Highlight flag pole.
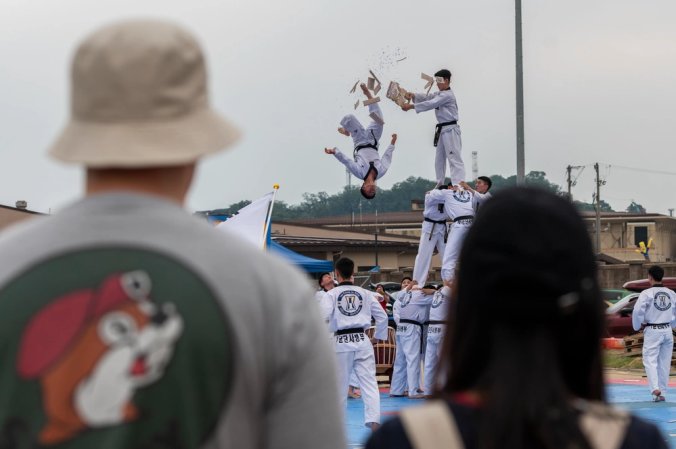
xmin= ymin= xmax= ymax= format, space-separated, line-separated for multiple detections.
xmin=262 ymin=184 xmax=279 ymax=249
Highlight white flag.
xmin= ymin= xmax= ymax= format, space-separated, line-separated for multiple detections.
xmin=216 ymin=191 xmax=275 ymax=249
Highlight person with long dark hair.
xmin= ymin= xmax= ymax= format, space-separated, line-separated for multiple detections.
xmin=366 ymin=187 xmax=667 ymax=449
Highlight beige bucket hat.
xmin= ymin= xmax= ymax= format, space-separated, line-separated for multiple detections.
xmin=49 ymin=20 xmax=241 ymax=167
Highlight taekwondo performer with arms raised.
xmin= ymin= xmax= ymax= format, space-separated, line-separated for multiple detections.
xmin=390 ymin=282 xmax=435 ymax=399
xmin=632 ymin=265 xmax=676 ymax=402
xmin=320 ymin=257 xmax=388 ymax=431
xmin=460 ymin=176 xmax=493 ymax=214
xmin=401 ymin=69 xmax=463 ymax=187
xmin=325 ymin=84 xmax=396 ymax=200
xmin=427 ymin=186 xmax=475 ymax=284
xmin=411 ymin=185 xmax=449 ymax=286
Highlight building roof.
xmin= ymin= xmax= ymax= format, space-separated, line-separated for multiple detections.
xmin=273 ymin=235 xmax=418 ymax=253
xmin=281 ymin=210 xmax=673 ymax=227
xmin=281 ymin=211 xmax=423 ymax=227
xmin=579 ymin=211 xmax=669 ymax=220
xmin=0 ymin=204 xmax=44 ymax=215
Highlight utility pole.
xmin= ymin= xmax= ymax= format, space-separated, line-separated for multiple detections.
xmin=566 ymin=165 xmax=583 ymax=201
xmin=594 ymin=163 xmax=603 ymax=254
xmin=515 ymin=0 xmax=525 ymax=185
xmin=472 ymin=151 xmax=479 ymax=181
xmin=374 ymin=208 xmax=379 ymax=269
xmin=566 ymin=165 xmax=573 ymax=200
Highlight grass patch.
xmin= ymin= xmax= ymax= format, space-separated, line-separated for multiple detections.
xmin=604 ymin=349 xmax=644 ymax=370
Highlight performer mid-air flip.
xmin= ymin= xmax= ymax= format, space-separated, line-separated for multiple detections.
xmin=325 ymin=84 xmax=396 ymax=199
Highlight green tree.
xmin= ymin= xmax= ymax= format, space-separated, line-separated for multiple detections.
xmin=626 ymin=201 xmax=647 ymax=214
xmin=271 ymin=200 xmax=299 ymax=221
xmin=212 ymin=171 xmax=593 ymax=220
xmin=220 ymin=200 xmax=251 ymax=216
xmin=574 ymin=200 xmax=614 ymax=212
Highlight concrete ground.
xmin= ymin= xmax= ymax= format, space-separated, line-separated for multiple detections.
xmin=346 ymin=371 xmax=676 ymax=448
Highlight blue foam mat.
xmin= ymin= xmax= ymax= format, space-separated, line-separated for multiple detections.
xmin=346 ymin=385 xmax=676 ymax=448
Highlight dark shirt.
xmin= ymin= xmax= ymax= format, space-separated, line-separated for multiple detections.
xmin=365 ymin=400 xmax=668 ymax=449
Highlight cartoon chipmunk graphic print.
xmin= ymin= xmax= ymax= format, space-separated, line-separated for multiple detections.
xmin=16 ymin=270 xmax=183 ymax=445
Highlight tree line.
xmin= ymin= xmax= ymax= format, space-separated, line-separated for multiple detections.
xmin=210 ymin=171 xmax=647 ymax=220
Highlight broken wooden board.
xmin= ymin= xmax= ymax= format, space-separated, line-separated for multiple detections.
xmin=369 ymin=111 xmax=384 ymax=125
xmin=369 ymin=70 xmax=381 ymax=86
xmin=363 ymin=96 xmax=381 ymax=106
xmin=386 ymin=81 xmax=409 ymax=107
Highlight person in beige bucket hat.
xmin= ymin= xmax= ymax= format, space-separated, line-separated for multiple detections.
xmin=0 ymin=19 xmax=346 ymax=449
xmin=49 ymin=19 xmax=240 ymax=167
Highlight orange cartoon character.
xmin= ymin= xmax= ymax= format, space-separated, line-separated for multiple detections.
xmin=16 ymin=271 xmax=184 ymax=445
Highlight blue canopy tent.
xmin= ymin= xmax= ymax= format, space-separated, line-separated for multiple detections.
xmin=202 ymin=202 xmax=333 ymax=273
xmin=268 ymin=239 xmax=333 ymax=273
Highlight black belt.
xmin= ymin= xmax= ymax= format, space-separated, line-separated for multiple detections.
xmin=354 ymin=129 xmax=379 ymax=156
xmin=354 ymin=143 xmax=378 ymax=152
xmin=646 ymin=323 xmax=671 ymax=329
xmin=425 ymin=320 xmax=447 ymax=325
xmin=335 ymin=327 xmax=364 ymax=336
xmin=424 ymin=217 xmax=448 ymax=242
xmin=399 ymin=319 xmax=425 ymax=354
xmin=433 ymin=120 xmax=458 ymax=147
xmin=453 ymin=215 xmax=473 ymax=223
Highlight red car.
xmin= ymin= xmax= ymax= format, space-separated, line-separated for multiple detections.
xmin=604 ymin=278 xmax=676 ymax=337
xmin=605 ymin=293 xmax=639 ymax=338
xmin=622 ymin=277 xmax=676 ymax=292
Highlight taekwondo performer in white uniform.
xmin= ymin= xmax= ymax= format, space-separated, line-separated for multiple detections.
xmin=423 ymin=283 xmax=451 ymax=396
xmin=402 ymin=69 xmax=464 ymax=186
xmin=460 ymin=176 xmax=493 ymax=215
xmin=315 ymin=272 xmax=362 ymax=398
xmin=320 ymin=257 xmax=388 ymax=430
xmin=390 ymin=282 xmax=433 ymax=399
xmin=427 ymin=186 xmax=475 ymax=283
xmin=632 ymin=265 xmax=676 ymax=402
xmin=315 ymin=272 xmax=336 ymax=302
xmin=325 ymin=84 xmax=396 ymax=200
xmin=412 ymin=185 xmax=449 ymax=286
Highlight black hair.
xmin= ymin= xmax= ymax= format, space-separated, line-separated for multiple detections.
xmin=437 ymin=184 xmax=449 ymax=190
xmin=317 ymin=272 xmax=331 ymax=287
xmin=439 ymin=187 xmax=603 ymax=449
xmin=478 ymin=176 xmax=492 ymax=190
xmin=400 ymin=276 xmax=412 ymax=285
xmin=335 ymin=258 xmax=355 ymax=279
xmin=649 ymin=265 xmax=665 ymax=282
xmin=360 ymin=185 xmax=376 ymax=200
xmin=434 ymin=69 xmax=452 ymax=81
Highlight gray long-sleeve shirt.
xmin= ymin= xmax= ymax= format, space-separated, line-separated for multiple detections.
xmin=0 ymin=192 xmax=345 ymax=449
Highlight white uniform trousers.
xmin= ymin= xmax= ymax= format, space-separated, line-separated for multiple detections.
xmin=423 ymin=324 xmax=445 ymax=394
xmin=642 ymin=327 xmax=673 ymax=394
xmin=349 ymin=372 xmax=359 ymax=388
xmin=435 ymin=126 xmax=464 ymax=185
xmin=441 ymin=222 xmax=472 ymax=282
xmin=336 ymin=349 xmax=380 ymax=425
xmin=412 ymin=223 xmax=446 ymax=286
xmin=389 ymin=325 xmax=422 ymax=396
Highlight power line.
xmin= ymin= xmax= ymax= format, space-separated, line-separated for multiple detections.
xmin=599 ymin=163 xmax=676 ymax=178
